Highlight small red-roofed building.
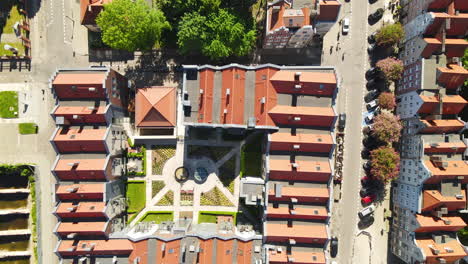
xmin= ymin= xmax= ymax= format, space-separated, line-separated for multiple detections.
xmin=52 ymin=154 xmax=123 ymax=181
xmin=54 ymin=221 xmax=110 ymax=238
xmin=265 ymin=222 xmax=328 ymax=245
xmin=268 ymin=184 xmax=329 ymax=204
xmin=270 ymin=71 xmax=337 ymax=97
xmin=56 ymin=239 xmax=133 ymax=257
xmin=55 ymin=183 xmax=105 ymax=201
xmin=54 ymin=202 xmax=106 ymax=219
xmin=267 ymin=204 xmax=328 ymax=221
xmin=268 ymin=159 xmax=331 ymax=182
xmin=268 ymin=105 xmax=336 ymax=128
xmin=269 ymin=132 xmax=334 ymax=153
xmin=80 ymin=0 xmax=112 ymax=32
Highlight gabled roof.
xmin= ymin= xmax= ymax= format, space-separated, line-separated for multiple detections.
xmin=422 ymin=189 xmax=466 ymax=212
xmin=415 ymin=215 xmax=466 ymax=232
xmin=270 ymin=71 xmax=337 ymax=84
xmin=416 ymin=237 xmax=467 ymax=263
xmin=135 ymin=87 xmax=176 ymax=127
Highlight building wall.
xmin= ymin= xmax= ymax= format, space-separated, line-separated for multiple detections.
xmin=271 ymin=80 xmax=336 ymax=97
xmin=264 ymin=27 xmax=292 ymax=49
xmin=265 ymin=235 xmax=327 ymax=245
xmin=286 ymin=26 xmax=314 ymax=48
xmin=269 ymin=113 xmax=335 ymax=128
xmin=396 ymin=61 xmax=423 ymax=96
xmin=268 ymin=194 xmax=329 ymax=204
xmin=53 ymin=140 xmax=106 ymax=154
xmin=269 ymin=141 xmax=333 ymax=153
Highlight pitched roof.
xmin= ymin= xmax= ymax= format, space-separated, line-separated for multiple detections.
xmin=415 ymin=215 xmax=466 ymax=232
xmin=422 ymin=189 xmax=466 ymax=212
xmin=416 ymin=238 xmax=467 ymax=263
xmin=135 ymin=87 xmax=176 ymax=127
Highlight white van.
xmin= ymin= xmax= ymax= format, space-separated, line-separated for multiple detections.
xmin=358 ymin=205 xmax=376 ymax=219
xmin=342 ymin=18 xmax=350 ymax=34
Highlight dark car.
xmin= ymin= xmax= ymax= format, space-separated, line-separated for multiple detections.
xmin=369 ymin=8 xmax=384 ymax=22
xmin=369 ymin=0 xmax=378 ymax=3
xmin=366 ymin=79 xmax=378 ymax=90
xmin=368 ymin=32 xmax=377 ymax=44
xmin=338 ymin=113 xmax=346 ymax=130
xmin=365 ymin=90 xmax=379 ymax=103
xmin=330 ymin=236 xmax=338 ymax=257
xmin=367 ymin=43 xmax=376 ymax=53
xmin=362 ymin=162 xmax=371 ymax=172
xmin=366 ymin=67 xmax=380 ymax=79
xmin=360 ymin=187 xmax=374 ymax=198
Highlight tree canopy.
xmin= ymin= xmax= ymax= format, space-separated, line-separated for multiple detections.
xmin=371 ymin=112 xmax=402 ymax=144
xmin=378 ymin=92 xmax=396 ymax=110
xmin=96 ymin=0 xmax=170 ymax=52
xmin=177 ymin=9 xmax=256 ymax=60
xmin=370 ymin=147 xmax=400 ymax=182
xmin=376 ymin=57 xmax=404 ymax=81
xmin=376 ymin=23 xmax=405 ymax=46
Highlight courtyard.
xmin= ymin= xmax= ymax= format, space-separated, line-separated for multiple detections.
xmin=127 ymin=130 xmax=264 ymax=225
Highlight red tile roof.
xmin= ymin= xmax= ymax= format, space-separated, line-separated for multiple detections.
xmin=316 ymin=0 xmax=340 ymax=21
xmin=216 ymin=239 xmax=235 ymax=264
xmin=57 ymin=239 xmax=133 ymax=257
xmin=199 ymin=239 xmax=214 ymax=264
xmin=423 ymin=141 xmax=467 ymax=154
xmin=270 ymin=70 xmax=337 ymax=96
xmin=220 ymin=68 xmax=246 ymax=125
xmin=269 ymin=249 xmax=326 ymax=264
xmin=266 ymin=222 xmax=328 ymax=244
xmin=268 ymin=185 xmax=329 ymax=203
xmin=53 ymin=105 xmax=107 ymax=124
xmin=415 ymin=215 xmax=466 ymax=232
xmin=53 ymin=127 xmax=107 ymax=142
xmin=437 ymin=63 xmax=468 ymax=89
xmin=418 ymin=95 xmax=468 ymax=115
xmin=198 ymin=69 xmax=215 ymax=124
xmin=269 ymin=159 xmax=331 ymax=182
xmin=267 ymin=206 xmax=328 ymax=220
xmin=56 ymin=183 xmax=104 ymax=201
xmin=268 ymin=105 xmax=335 ymax=127
xmin=56 ymin=221 xmax=107 ymax=236
xmin=236 ymin=241 xmax=253 ymax=264
xmin=255 ymin=68 xmax=279 ymax=127
xmin=416 ymin=238 xmax=467 ymax=264
xmin=420 ymin=119 xmax=465 ymax=134
xmin=135 ymin=87 xmax=176 ymax=127
xmin=422 ymin=189 xmax=466 ymax=212
xmin=270 ymin=132 xmax=333 ymax=153
xmin=53 ymin=72 xmax=106 ymax=85
xmin=55 ymin=202 xmax=106 ymax=218
xmin=156 ymin=239 xmax=181 ymax=263
xmin=54 ymin=157 xmax=106 ymax=172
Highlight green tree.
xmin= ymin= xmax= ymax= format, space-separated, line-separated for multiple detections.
xmin=371 ymin=112 xmax=402 ymax=144
xmin=157 ymin=0 xmax=221 ymax=23
xmin=177 ymin=9 xmax=256 ymax=60
xmin=370 ymin=147 xmax=400 ymax=182
xmin=378 ymin=92 xmax=396 ymax=110
xmin=376 ymin=23 xmax=405 ymax=46
xmin=96 ymin=0 xmax=170 ymax=52
xmin=376 ymin=57 xmax=404 ymax=81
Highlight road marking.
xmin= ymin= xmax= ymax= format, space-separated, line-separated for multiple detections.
xmin=45 ymin=0 xmax=54 ymax=28
xmin=62 ymin=0 xmax=71 ymax=45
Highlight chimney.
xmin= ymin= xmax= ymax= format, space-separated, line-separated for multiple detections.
xmin=294 ymin=72 xmax=301 ymax=82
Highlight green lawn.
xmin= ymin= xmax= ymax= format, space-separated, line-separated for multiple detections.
xmin=126 ymin=180 xmax=146 ymax=213
xmin=139 ymin=211 xmax=173 ymax=224
xmin=0 ymin=91 xmax=18 ymax=118
xmin=2 ymin=5 xmax=22 ymax=34
xmin=151 ymin=180 xmax=165 ymax=198
xmin=198 ymin=211 xmax=237 ymax=224
xmin=18 ymin=123 xmax=37 ymax=134
xmin=0 ymin=41 xmax=25 ymax=56
xmin=156 ymin=190 xmax=173 ymax=206
xmin=200 ymin=187 xmax=234 ymax=207
xmin=240 ymin=134 xmax=264 ymax=177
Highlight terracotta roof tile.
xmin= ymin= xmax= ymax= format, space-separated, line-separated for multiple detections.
xmin=57 ymin=239 xmax=133 ymax=257
xmin=53 ymin=127 xmax=107 ymax=141
xmin=422 ymin=189 xmax=466 ymax=212
xmin=415 ymin=215 xmax=466 ymax=232
xmin=135 ymin=86 xmax=176 ymax=127
xmin=269 ymin=249 xmax=326 ymax=264
xmin=53 ymin=73 xmax=106 ymax=85
xmin=416 ymin=238 xmax=467 ymax=263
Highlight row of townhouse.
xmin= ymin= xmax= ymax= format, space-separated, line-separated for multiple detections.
xmin=391 ymin=0 xmax=468 ymax=263
xmin=48 ymin=67 xmax=129 ymax=263
xmin=181 ymin=63 xmax=339 ymax=263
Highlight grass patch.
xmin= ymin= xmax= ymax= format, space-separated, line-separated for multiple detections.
xmin=152 ymin=180 xmax=165 ymax=198
xmin=152 ymin=145 xmax=176 ymax=174
xmin=0 ymin=41 xmax=25 ymax=56
xmin=200 ymin=187 xmax=234 ymax=207
xmin=240 ymin=133 xmax=264 ymax=177
xmin=0 ymin=91 xmax=18 ymax=118
xmin=2 ymin=5 xmax=22 ymax=34
xmin=126 ymin=180 xmax=146 ymax=213
xmin=198 ymin=211 xmax=237 ymax=224
xmin=18 ymin=123 xmax=37 ymax=134
xmin=156 ymin=190 xmax=173 ymax=206
xmin=139 ymin=211 xmax=173 ymax=224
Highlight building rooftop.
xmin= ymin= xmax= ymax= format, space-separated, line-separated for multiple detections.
xmin=424 ymin=160 xmax=468 ymax=177
xmin=54 ymin=156 xmax=107 ymax=172
xmin=53 ymin=72 xmax=106 ymax=85
xmin=420 ymin=119 xmax=465 ymax=134
xmin=266 ymin=221 xmax=327 ymax=240
xmin=135 ymin=86 xmax=176 ymax=127
xmin=268 ymin=247 xmax=326 ymax=264
xmin=57 ymin=239 xmax=133 ymax=257
xmin=269 ymin=159 xmax=331 ymax=174
xmin=183 ymin=64 xmax=336 ymax=128
xmin=53 ymin=102 xmax=108 ymax=125
xmin=422 ymin=188 xmax=466 ymax=212
xmin=53 ymin=126 xmax=107 ymax=142
xmin=56 ymin=183 xmax=104 ymax=199
xmin=267 ymin=204 xmax=328 ymax=220
xmin=55 ymin=202 xmax=106 ymax=217
xmin=416 ymin=236 xmax=467 ymax=263
xmin=415 ymin=215 xmax=466 ymax=232
xmin=56 ymin=221 xmax=107 ymax=234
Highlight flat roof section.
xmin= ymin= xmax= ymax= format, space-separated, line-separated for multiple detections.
xmin=267 ymin=204 xmax=328 ymax=220
xmin=268 ymin=105 xmax=336 ymax=128
xmin=55 ymin=202 xmax=106 ymax=217
xmin=56 ymin=183 xmax=105 ymax=200
xmin=424 ymin=141 xmax=467 ymax=154
xmin=255 ymin=67 xmax=279 ymax=127
xmin=270 ymin=71 xmax=337 ymax=97
xmin=416 ymin=237 xmax=467 ymax=263
xmin=269 ymin=159 xmax=331 ymax=174
xmin=56 ymin=221 xmax=107 ymax=234
xmin=415 ymin=215 xmax=466 ymax=232
xmin=266 ymin=222 xmax=327 ymax=241
xmin=57 ymin=239 xmax=133 ymax=257
xmin=422 ymin=189 xmax=466 ymax=212
xmin=198 ymin=69 xmax=214 ymax=124
xmin=54 ymin=157 xmax=107 ymax=172
xmin=53 ymin=126 xmax=107 ymax=142
xmin=268 ymin=248 xmax=326 ymax=264
xmin=220 ymin=68 xmax=246 ymax=125
xmin=216 ymin=239 xmax=235 ymax=264
xmin=53 ymin=72 xmax=106 ymax=85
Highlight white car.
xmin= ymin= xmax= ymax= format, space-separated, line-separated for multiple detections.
xmin=358 ymin=205 xmax=376 ymax=219
xmin=342 ymin=18 xmax=350 ymax=34
xmin=365 ymin=113 xmax=374 ymax=123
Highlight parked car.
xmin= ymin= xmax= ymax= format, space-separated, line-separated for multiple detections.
xmin=358 ymin=205 xmax=376 ymax=219
xmin=342 ymin=18 xmax=350 ymax=34
xmin=366 ymin=100 xmax=378 ymax=110
xmin=374 ymin=106 xmax=381 ymax=115
xmin=360 ymin=187 xmax=374 ymax=197
xmin=361 ymin=194 xmax=377 ymax=205
xmin=365 ymin=90 xmax=379 ymax=103
xmin=366 ymin=78 xmax=381 ymax=90
xmin=330 ymin=237 xmax=338 ymax=258
xmin=362 ymin=162 xmax=371 ymax=172
xmin=366 ymin=67 xmax=381 ymax=79
xmin=365 ymin=112 xmax=375 ymax=123
xmin=369 ymin=0 xmax=378 ymax=3
xmin=369 ymin=8 xmax=384 ymax=22
xmin=367 ymin=43 xmax=376 ymax=53
xmin=368 ymin=32 xmax=377 ymax=44
xmin=363 ymin=124 xmax=373 ymax=134
xmin=338 ymin=113 xmax=346 ymax=130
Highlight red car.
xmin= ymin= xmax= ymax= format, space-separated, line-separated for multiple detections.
xmin=361 ymin=194 xmax=376 ymax=205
